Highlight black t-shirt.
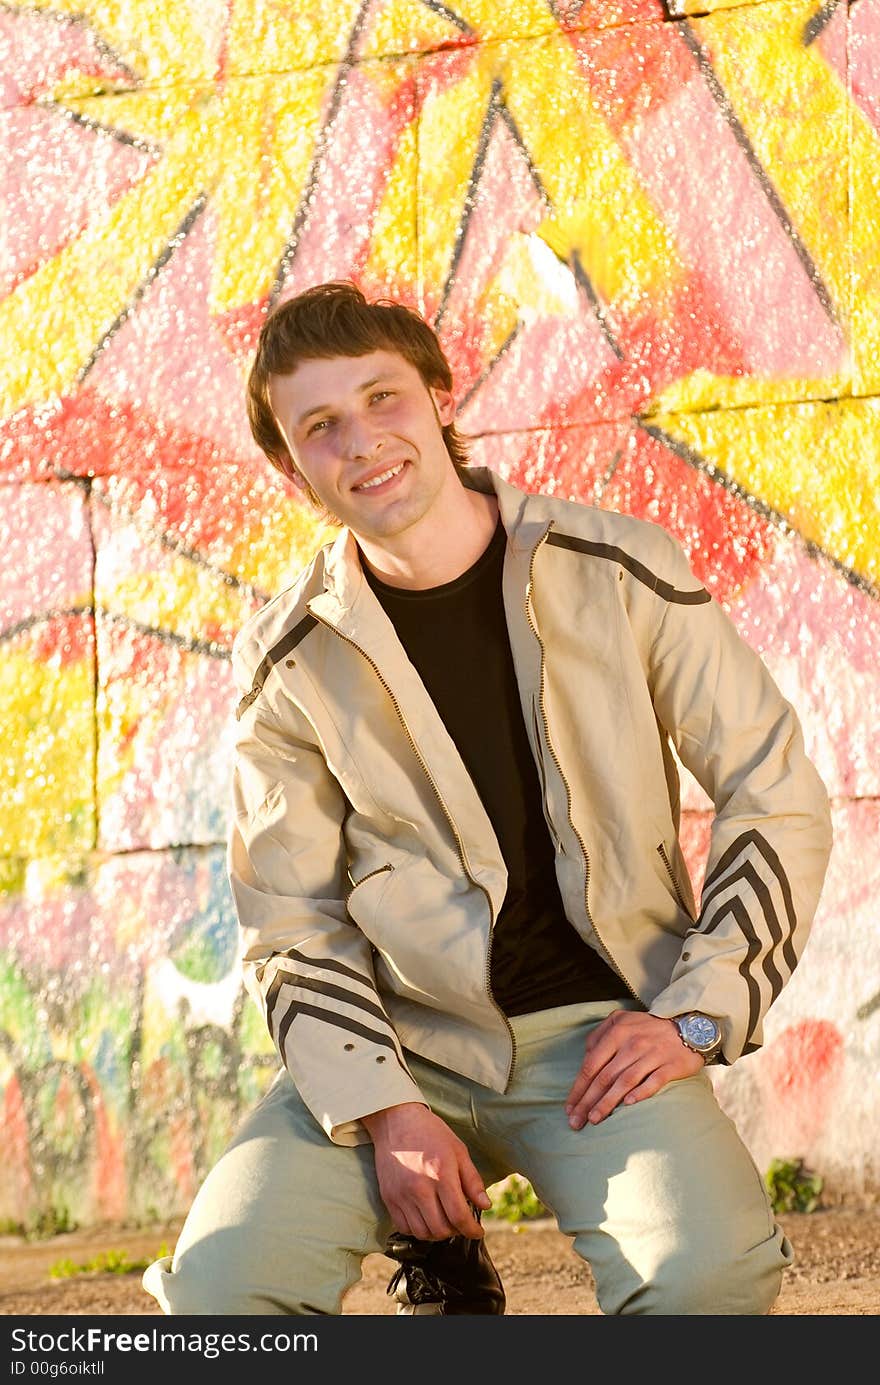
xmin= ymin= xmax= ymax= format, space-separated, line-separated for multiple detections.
xmin=361 ymin=519 xmax=627 ymax=1016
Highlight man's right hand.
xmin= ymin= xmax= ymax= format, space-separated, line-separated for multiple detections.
xmin=361 ymin=1101 xmax=491 ymax=1241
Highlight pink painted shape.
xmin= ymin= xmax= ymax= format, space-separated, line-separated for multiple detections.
xmin=852 ymin=0 xmax=880 ymax=137
xmin=466 ymin=419 xmax=630 ymax=504
xmin=458 ymin=310 xmax=622 ymax=435
xmin=568 ymin=1 xmax=665 ymax=27
xmin=92 ymin=492 xmax=172 ymax=587
xmin=426 ymin=58 xmax=623 ymax=431
xmin=430 ymin=103 xmax=551 ymax=395
xmin=0 ymin=1079 xmax=32 ymax=1210
xmin=0 ymin=484 xmax=91 ymax=630
xmin=91 ymin=491 xmax=246 ymax=649
xmin=96 ymin=620 xmax=237 ymax=852
xmin=0 ymin=10 xmax=131 ymax=109
xmin=95 ymin=850 xmax=225 ymax=954
xmin=679 ymin=809 xmax=713 ymax=904
xmin=91 ymin=499 xmax=239 ymax=849
xmin=277 ymin=61 xmax=417 ymax=299
xmin=814 ymin=0 xmax=848 ymax=86
xmin=0 ymin=871 xmax=112 ymax=977
xmin=758 ymin=1018 xmax=845 ymax=1152
xmin=0 ymin=108 xmax=152 ymax=296
xmin=728 ymin=537 xmax=880 ymax=799
xmin=817 ymin=798 xmax=880 ymax=945
xmin=91 ymin=466 xmax=282 ymax=596
xmin=0 ymin=848 xmax=227 ymax=977
xmin=631 ymin=75 xmax=845 ymax=378
xmin=85 ymin=210 xmax=256 ymax=457
xmin=84 ymin=1067 xmax=127 ymax=1221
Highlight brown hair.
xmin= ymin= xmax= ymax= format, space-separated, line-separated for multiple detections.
xmin=246 ymin=282 xmax=470 ymax=497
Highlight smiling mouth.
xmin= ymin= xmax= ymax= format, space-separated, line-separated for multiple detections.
xmin=352 ymin=461 xmax=407 ymax=492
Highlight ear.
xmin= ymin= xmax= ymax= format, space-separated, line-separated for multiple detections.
xmin=277 ymin=454 xmax=306 ymax=489
xmin=430 ymin=385 xmax=457 ymax=428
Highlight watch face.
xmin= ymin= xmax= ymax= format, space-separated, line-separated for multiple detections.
xmin=682 ymin=1014 xmax=720 ymax=1050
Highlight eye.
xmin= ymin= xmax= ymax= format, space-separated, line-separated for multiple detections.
xmin=370 ymin=390 xmax=393 ymax=404
xmin=307 ymin=417 xmax=331 ymax=436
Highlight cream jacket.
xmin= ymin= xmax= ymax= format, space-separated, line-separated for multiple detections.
xmin=228 ymin=467 xmax=832 ymax=1144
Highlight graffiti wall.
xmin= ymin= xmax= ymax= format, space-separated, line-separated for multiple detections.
xmin=1 ymin=0 xmax=878 ymax=1228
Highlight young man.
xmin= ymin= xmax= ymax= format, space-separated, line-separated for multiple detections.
xmin=143 ymin=281 xmax=832 ymax=1316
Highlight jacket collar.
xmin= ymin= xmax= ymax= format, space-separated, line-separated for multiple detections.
xmin=310 ymin=467 xmax=548 ymax=624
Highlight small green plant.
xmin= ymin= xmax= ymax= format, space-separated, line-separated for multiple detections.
xmin=49 ymin=1242 xmax=169 ymax=1280
xmin=765 ymin=1157 xmax=823 ymax=1214
xmin=23 ymin=1206 xmax=78 ymax=1241
xmin=486 ymin=1173 xmax=547 ymax=1224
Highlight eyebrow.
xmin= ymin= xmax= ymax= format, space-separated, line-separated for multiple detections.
xmin=296 ymin=374 xmax=395 ymax=426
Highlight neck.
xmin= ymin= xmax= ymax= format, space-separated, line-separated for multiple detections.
xmin=357 ymin=482 xmax=499 ymax=591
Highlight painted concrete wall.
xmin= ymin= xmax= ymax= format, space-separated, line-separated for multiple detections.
xmin=1 ymin=0 xmax=877 ymax=1228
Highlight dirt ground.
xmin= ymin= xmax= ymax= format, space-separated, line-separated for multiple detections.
xmin=0 ymin=1198 xmax=878 ymax=1316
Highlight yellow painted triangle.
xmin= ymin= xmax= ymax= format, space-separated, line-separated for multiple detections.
xmin=226 ymin=499 xmax=339 ymax=597
xmin=437 ymin=0 xmax=560 ymax=40
xmin=209 ymin=71 xmax=339 ymax=314
xmin=4 ymin=0 xmax=211 ymax=84
xmin=648 ymin=371 xmax=851 ymax=415
xmin=0 ymin=645 xmax=95 ymax=857
xmin=97 ymin=554 xmax=256 ymax=647
xmin=361 ymin=0 xmax=471 ymax=57
xmin=651 ymin=398 xmax=880 ymax=588
xmin=57 ymin=85 xmax=198 ymax=148
xmin=503 ymin=36 xmax=684 ymax=312
xmin=226 ymin=0 xmax=365 ymax=71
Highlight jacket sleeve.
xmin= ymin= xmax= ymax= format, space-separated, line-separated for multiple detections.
xmin=643 ymin=529 xmax=833 ymax=1061
xmin=227 ymin=639 xmax=425 ymax=1144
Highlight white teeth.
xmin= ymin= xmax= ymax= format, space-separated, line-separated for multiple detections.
xmin=355 ymin=463 xmax=404 ymax=490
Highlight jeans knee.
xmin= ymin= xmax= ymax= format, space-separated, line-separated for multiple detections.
xmin=645 ymin=1261 xmax=777 ymax=1315
xmin=142 ymin=1251 xmax=325 ymax=1316
xmin=143 ymin=1253 xmax=246 ymax=1315
xmin=609 ymin=1229 xmax=792 ymax=1316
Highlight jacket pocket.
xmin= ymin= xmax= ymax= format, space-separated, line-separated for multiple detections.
xmin=346 ymin=862 xmax=394 ymax=935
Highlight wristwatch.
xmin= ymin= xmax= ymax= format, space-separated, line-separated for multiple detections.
xmin=672 ymin=1012 xmax=723 ymax=1063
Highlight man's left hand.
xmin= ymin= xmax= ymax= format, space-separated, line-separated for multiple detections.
xmin=564 ymin=1009 xmax=705 ymax=1129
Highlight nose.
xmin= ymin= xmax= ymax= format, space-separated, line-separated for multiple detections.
xmin=340 ymin=411 xmax=382 ymax=461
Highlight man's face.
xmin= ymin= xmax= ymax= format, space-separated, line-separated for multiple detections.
xmin=267 ymin=349 xmax=458 ymax=542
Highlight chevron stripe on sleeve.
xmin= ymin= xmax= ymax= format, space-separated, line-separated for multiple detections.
xmin=260 ymin=947 xmax=408 ymax=1067
xmin=697 ymin=830 xmax=798 ymax=1049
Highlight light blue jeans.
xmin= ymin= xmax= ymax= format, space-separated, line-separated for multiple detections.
xmin=142 ymin=1000 xmax=791 ymax=1315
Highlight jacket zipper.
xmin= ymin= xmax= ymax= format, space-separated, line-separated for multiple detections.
xmin=657 ymin=842 xmax=694 ymax=920
xmin=346 ymin=861 xmax=393 ymax=906
xmin=525 ymin=523 xmax=642 ymax=1003
xmin=309 ymin=608 xmax=517 ymax=1084
xmin=531 ymin=696 xmax=559 ymax=851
